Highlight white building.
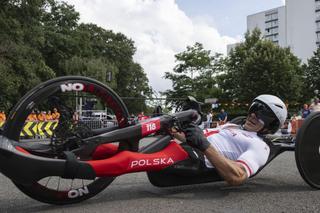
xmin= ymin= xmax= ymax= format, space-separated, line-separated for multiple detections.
xmin=228 ymin=0 xmax=320 ymax=63
xmin=286 ymin=0 xmax=319 ymax=62
xmin=247 ymin=6 xmax=286 ymax=47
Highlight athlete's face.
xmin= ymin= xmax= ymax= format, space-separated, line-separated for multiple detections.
xmin=244 ymin=113 xmax=265 ymax=132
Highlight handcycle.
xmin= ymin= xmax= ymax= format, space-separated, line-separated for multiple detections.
xmin=0 ymin=76 xmax=319 ymax=205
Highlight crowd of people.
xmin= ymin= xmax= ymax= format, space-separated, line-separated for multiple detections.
xmin=299 ymin=97 xmax=320 ymax=118
xmin=204 ymin=108 xmax=228 ymax=128
xmin=130 ymin=106 xmax=163 ymax=123
xmin=26 ymin=108 xmax=60 ymax=122
xmin=129 ymin=111 xmax=150 ymax=123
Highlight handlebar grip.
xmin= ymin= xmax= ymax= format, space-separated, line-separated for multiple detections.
xmin=170 ymin=110 xmax=201 ymax=125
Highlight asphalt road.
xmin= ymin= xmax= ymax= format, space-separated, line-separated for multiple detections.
xmin=0 ymin=144 xmax=320 ymax=212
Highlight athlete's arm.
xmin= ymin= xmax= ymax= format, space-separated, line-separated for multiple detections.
xmin=184 ymin=124 xmax=248 ymax=186
xmin=203 ymin=145 xmax=248 ymax=186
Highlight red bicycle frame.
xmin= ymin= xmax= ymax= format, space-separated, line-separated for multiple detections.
xmin=7 ymin=110 xmax=199 ymax=183
xmin=88 ymin=141 xmax=188 ymax=177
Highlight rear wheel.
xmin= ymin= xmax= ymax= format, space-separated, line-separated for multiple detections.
xmin=3 ymin=76 xmax=130 ymax=204
xmin=295 ymin=112 xmax=320 ymax=189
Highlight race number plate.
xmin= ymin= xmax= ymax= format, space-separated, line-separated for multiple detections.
xmin=141 ymin=118 xmax=161 ymax=136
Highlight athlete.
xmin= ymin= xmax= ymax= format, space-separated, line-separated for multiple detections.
xmin=182 ymin=94 xmax=287 ymax=186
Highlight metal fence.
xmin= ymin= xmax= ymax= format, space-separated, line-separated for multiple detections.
xmin=78 ymin=110 xmax=118 ymax=129
xmin=80 ymin=118 xmax=118 ymax=129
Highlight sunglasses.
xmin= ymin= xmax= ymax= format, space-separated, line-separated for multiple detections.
xmin=248 ymin=101 xmax=278 ymax=126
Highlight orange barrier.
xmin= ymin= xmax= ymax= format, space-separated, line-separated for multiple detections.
xmin=290 ymin=119 xmax=304 ymax=134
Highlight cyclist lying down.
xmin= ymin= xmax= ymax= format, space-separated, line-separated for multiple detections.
xmin=175 ymin=95 xmax=287 ymax=186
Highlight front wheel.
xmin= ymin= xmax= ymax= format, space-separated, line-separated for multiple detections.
xmin=3 ymin=76 xmax=130 ymax=204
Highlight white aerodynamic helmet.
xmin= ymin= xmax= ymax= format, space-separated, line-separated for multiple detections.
xmin=248 ymin=94 xmax=287 ymax=134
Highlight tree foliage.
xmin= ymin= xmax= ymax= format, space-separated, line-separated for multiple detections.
xmin=163 ymin=42 xmax=225 ymax=109
xmin=0 ymin=0 xmax=55 ymax=108
xmin=0 ymin=0 xmax=152 ymax=112
xmin=219 ymin=29 xmax=303 ymax=103
xmin=302 ymin=48 xmax=320 ymax=101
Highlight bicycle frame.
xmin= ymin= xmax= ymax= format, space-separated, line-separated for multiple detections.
xmin=0 ymin=110 xmax=198 ymax=184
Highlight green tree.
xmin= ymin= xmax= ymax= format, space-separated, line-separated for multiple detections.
xmin=74 ymin=23 xmax=152 ymax=113
xmin=163 ymin=42 xmax=224 ymax=109
xmin=302 ymin=48 xmax=320 ymax=101
xmin=61 ymin=56 xmax=119 ymax=89
xmin=41 ymin=0 xmax=80 ymax=74
xmin=0 ymin=0 xmax=153 ymax=112
xmin=0 ymin=0 xmax=55 ymax=109
xmin=119 ymin=62 xmax=152 ymax=113
xmin=220 ymin=29 xmax=303 ymax=104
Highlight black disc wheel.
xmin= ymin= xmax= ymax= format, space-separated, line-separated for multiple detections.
xmin=3 ymin=76 xmax=130 ymax=204
xmin=295 ymin=112 xmax=320 ymax=189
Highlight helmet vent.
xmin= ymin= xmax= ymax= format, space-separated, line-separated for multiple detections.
xmin=275 ymin=104 xmax=283 ymax=109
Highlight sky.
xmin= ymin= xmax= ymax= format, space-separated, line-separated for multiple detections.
xmin=65 ymin=0 xmax=285 ymax=92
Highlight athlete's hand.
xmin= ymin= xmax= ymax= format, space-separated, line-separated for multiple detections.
xmin=184 ymin=124 xmax=210 ymax=152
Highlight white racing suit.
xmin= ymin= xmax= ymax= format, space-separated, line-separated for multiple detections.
xmin=203 ymin=124 xmax=270 ymax=177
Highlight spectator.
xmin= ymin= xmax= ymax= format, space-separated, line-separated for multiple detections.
xmin=281 ymin=120 xmax=292 ymax=135
xmin=37 ymin=111 xmax=47 ymax=121
xmin=310 ymin=97 xmax=320 ymax=112
xmin=292 ymin=113 xmax=301 ymax=120
xmin=0 ymin=111 xmax=6 ymax=122
xmin=301 ymin=104 xmax=311 ymax=119
xmin=152 ymin=105 xmax=163 ymax=117
xmin=205 ymin=111 xmax=212 ymax=128
xmin=290 ymin=113 xmax=300 ymax=135
xmin=27 ymin=110 xmax=38 ymax=121
xmin=73 ymin=111 xmax=80 ymax=123
xmin=46 ymin=110 xmax=53 ymax=121
xmin=52 ymin=108 xmax=60 ymax=120
xmin=217 ymin=108 xmax=228 ymax=125
xmin=130 ymin=113 xmax=137 ymax=123
xmin=138 ymin=111 xmax=149 ymax=121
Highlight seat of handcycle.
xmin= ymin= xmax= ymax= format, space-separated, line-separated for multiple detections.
xmin=146 ymin=142 xmax=223 ymax=187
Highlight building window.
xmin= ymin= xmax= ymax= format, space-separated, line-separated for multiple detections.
xmin=266 ymin=14 xmax=271 ymax=21
xmin=265 ymin=27 xmax=278 ymax=35
xmin=316 ymin=22 xmax=320 ymax=31
xmin=316 ymin=0 xmax=320 ymax=11
xmin=266 ymin=20 xmax=278 ymax=28
xmin=272 ymin=13 xmax=278 ymax=20
xmin=316 ymin=32 xmax=320 ymax=42
xmin=265 ymin=33 xmax=279 ymax=42
xmin=265 ymin=12 xmax=278 ymax=23
xmin=266 ymin=22 xmax=271 ymax=28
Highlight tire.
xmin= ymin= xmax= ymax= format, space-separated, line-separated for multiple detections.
xmin=295 ymin=112 xmax=320 ymax=189
xmin=3 ymin=76 xmax=130 ymax=204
